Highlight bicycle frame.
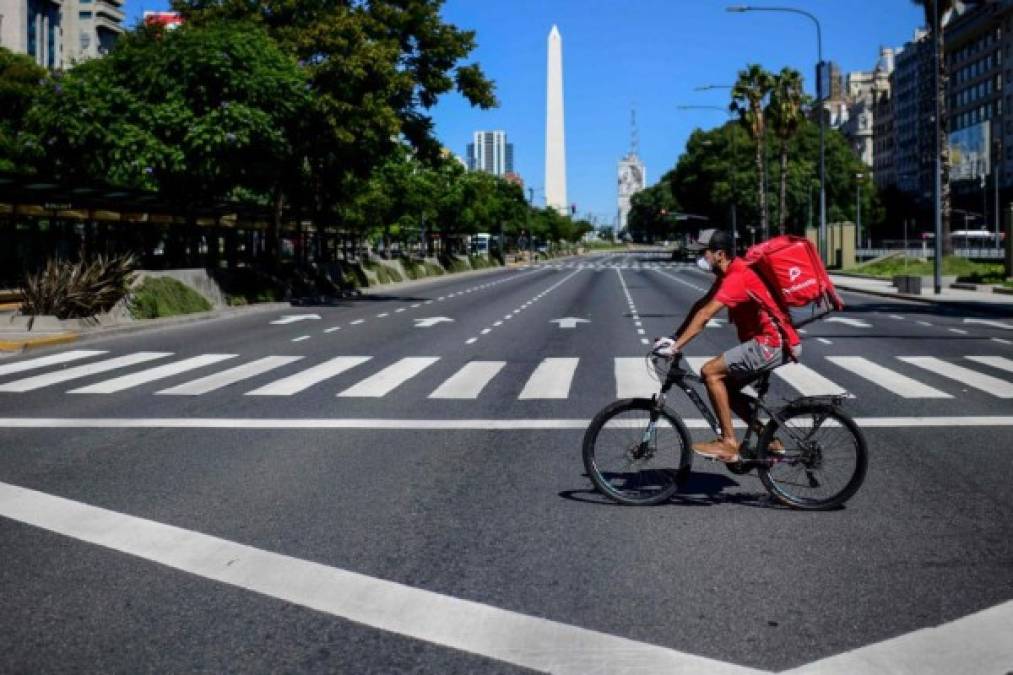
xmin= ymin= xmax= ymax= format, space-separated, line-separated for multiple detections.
xmin=647 ymin=355 xmax=847 ymax=467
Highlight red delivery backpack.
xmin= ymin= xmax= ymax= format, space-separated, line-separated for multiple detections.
xmin=744 ymin=235 xmax=844 ymax=325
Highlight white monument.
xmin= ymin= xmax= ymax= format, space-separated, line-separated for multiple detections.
xmin=545 ymin=25 xmax=568 ymax=215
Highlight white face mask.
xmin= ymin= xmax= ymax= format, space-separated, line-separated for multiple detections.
xmin=696 ymin=256 xmax=713 ymax=273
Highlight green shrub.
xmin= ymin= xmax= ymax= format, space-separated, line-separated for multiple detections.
xmin=21 ymin=253 xmax=136 ymax=326
xmin=129 ymin=276 xmax=212 ymax=319
xmin=440 ymin=255 xmax=470 ymax=273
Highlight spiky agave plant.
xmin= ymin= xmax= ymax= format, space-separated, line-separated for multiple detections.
xmin=21 ymin=253 xmax=137 ymax=328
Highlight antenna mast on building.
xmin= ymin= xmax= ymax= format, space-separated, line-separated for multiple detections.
xmin=629 ymin=107 xmax=639 ymax=159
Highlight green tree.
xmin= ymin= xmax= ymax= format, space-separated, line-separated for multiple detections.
xmin=0 ymin=48 xmax=48 ymax=172
xmin=913 ymin=0 xmax=953 ymax=254
xmin=767 ymin=67 xmax=806 ymax=235
xmin=628 ymin=180 xmax=680 ymax=242
xmin=731 ymin=64 xmax=774 ymax=238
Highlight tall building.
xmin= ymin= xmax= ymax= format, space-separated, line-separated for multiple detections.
xmin=0 ymin=0 xmax=124 ymax=70
xmin=617 ymin=110 xmax=645 ymax=231
xmin=545 ymin=25 xmax=568 ymax=215
xmin=815 ymin=60 xmax=849 ymax=129
xmin=891 ymin=28 xmax=933 ymax=199
xmin=466 ymin=131 xmax=514 ymax=176
xmin=843 ymin=48 xmax=894 ymax=176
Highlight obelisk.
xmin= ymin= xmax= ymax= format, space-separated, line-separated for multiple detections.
xmin=545 ymin=25 xmax=567 ymax=215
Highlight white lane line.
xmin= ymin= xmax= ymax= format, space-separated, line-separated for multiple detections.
xmin=889 ymin=314 xmax=905 ymax=320
xmin=465 ymin=338 xmax=478 ymax=345
xmin=615 ymin=358 xmax=657 ymax=399
xmin=948 ymin=328 xmax=968 ymax=335
xmin=246 ymin=356 xmax=372 ymax=396
xmin=481 ymin=328 xmax=492 ymax=335
xmin=291 ymin=336 xmax=310 ymax=343
xmin=411 ymin=304 xmax=421 ymax=309
xmin=493 ymin=321 xmax=503 ymax=327
xmin=917 ymin=320 xmax=933 ymax=327
xmin=0 ymin=350 xmax=108 ymax=377
xmin=68 ymin=354 xmax=237 ymax=394
xmin=992 ymin=338 xmax=1011 ymax=345
xmin=337 ymin=357 xmax=439 ymax=398
xmin=350 ymin=319 xmax=365 ymax=325
xmin=0 ymin=352 xmax=173 ymax=393
xmin=641 ymin=338 xmax=649 ymax=345
xmin=774 ymin=363 xmax=852 ymax=398
xmin=653 ymin=268 xmax=708 ymax=292
xmin=518 ymin=358 xmax=579 ymax=399
xmin=826 ymin=357 xmax=952 ymax=399
xmin=966 ymin=355 xmax=1013 ymax=374
xmin=0 ymin=481 xmax=764 ymax=675
xmin=782 ymin=600 xmax=1013 ymax=675
xmin=425 ymin=300 xmax=434 ymax=305
xmin=2 ymin=417 xmax=1012 ymax=430
xmin=817 ymin=338 xmax=833 ymax=345
xmin=377 ymin=313 xmax=389 ymax=318
xmin=395 ymin=308 xmax=406 ymax=313
xmin=899 ymin=356 xmax=1013 ymax=398
xmin=157 ymin=356 xmax=303 ymax=396
xmin=324 ymin=327 xmax=341 ymax=333
xmin=429 ymin=361 xmax=506 ymax=399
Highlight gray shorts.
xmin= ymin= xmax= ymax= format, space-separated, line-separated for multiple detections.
xmin=722 ymin=339 xmax=801 ymax=386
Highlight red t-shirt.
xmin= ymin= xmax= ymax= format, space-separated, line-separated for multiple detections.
xmin=714 ymin=258 xmax=799 ymax=347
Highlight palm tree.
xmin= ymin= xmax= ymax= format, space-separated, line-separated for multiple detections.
xmin=913 ymin=0 xmax=953 ymax=254
xmin=767 ymin=68 xmax=806 ymax=236
xmin=731 ymin=64 xmax=774 ymax=239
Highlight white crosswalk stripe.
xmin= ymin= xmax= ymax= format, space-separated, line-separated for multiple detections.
xmin=0 ymin=350 xmax=107 ymax=377
xmin=774 ymin=363 xmax=852 ymax=398
xmin=0 ymin=352 xmax=172 ymax=392
xmin=429 ymin=361 xmax=505 ymax=399
xmin=246 ymin=356 xmax=372 ymax=396
xmin=899 ymin=357 xmax=1013 ymax=398
xmin=965 ymin=355 xmax=1013 ymax=374
xmin=68 ymin=354 xmax=238 ymax=394
xmin=614 ymin=358 xmax=658 ymax=399
xmin=157 ymin=356 xmax=303 ymax=395
xmin=518 ymin=358 xmax=579 ymax=399
xmin=826 ymin=357 xmax=952 ymax=398
xmin=338 ymin=357 xmax=439 ymax=397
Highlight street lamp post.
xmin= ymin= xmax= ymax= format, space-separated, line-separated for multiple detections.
xmin=677 ymin=103 xmax=739 ymax=252
xmin=856 ymin=173 xmax=863 ymax=252
xmin=727 ymin=5 xmax=825 ymax=261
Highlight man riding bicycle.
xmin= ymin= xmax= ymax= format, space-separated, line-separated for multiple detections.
xmin=652 ymin=230 xmax=801 ymax=463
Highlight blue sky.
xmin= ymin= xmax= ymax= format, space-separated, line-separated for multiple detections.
xmin=123 ymin=1 xmax=926 ymax=225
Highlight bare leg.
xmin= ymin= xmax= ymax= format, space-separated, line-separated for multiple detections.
xmin=701 ymin=356 xmax=737 ymax=445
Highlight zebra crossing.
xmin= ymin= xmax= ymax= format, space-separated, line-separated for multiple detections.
xmin=1 ymin=348 xmax=1012 ymax=403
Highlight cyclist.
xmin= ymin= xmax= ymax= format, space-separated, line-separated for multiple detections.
xmin=652 ymin=230 xmax=800 ymax=463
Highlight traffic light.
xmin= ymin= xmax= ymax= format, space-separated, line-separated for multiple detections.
xmin=570 ymin=204 xmax=576 ymax=216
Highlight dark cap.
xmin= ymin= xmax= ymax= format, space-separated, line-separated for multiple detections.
xmin=705 ymin=230 xmax=734 ymax=256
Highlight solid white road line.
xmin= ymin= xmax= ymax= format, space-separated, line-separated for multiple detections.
xmin=614 ymin=358 xmax=658 ymax=399
xmin=0 ymin=352 xmax=173 ymax=393
xmin=350 ymin=319 xmax=365 ymax=325
xmin=782 ymin=600 xmax=1013 ymax=675
xmin=0 ymin=481 xmax=763 ymax=675
xmin=899 ymin=356 xmax=1013 ymax=398
xmin=518 ymin=358 xmax=579 ymax=399
xmin=965 ymin=355 xmax=1013 ymax=374
xmin=246 ymin=356 xmax=372 ymax=396
xmin=0 ymin=350 xmax=107 ymax=377
xmin=826 ymin=357 xmax=952 ymax=399
xmin=428 ymin=361 xmax=506 ymax=399
xmin=337 ymin=357 xmax=439 ymax=397
xmin=773 ymin=363 xmax=852 ymax=398
xmin=157 ymin=356 xmax=303 ymax=396
xmin=291 ymin=336 xmax=310 ymax=343
xmin=68 ymin=354 xmax=237 ymax=394
xmin=1 ymin=417 xmax=1012 ymax=430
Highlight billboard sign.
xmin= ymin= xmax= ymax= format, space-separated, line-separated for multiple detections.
xmin=143 ymin=11 xmax=184 ymax=29
xmin=949 ymin=120 xmax=990 ymax=182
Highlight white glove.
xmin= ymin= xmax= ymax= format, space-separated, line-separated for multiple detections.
xmin=652 ymin=336 xmax=679 ymax=359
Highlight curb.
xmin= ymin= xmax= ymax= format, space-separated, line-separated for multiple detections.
xmin=0 ymin=332 xmax=78 ymax=353
xmin=834 ymin=283 xmax=1013 ymax=315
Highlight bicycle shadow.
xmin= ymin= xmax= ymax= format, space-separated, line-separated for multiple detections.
xmin=561 ymin=472 xmax=785 ymax=509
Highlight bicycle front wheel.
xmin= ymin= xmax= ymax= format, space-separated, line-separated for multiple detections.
xmin=757 ymin=404 xmax=868 ymax=510
xmin=582 ymin=399 xmax=693 ymax=506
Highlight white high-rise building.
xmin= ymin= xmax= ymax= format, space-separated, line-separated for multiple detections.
xmin=544 ymin=24 xmax=567 ymax=215
xmin=466 ymin=131 xmax=514 ymax=176
xmin=0 ymin=0 xmax=124 ymax=70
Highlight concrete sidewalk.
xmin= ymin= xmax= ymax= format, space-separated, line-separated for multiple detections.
xmin=830 ymin=273 xmax=1013 ymax=313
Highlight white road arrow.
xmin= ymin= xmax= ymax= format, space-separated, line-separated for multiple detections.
xmin=550 ymin=317 xmax=590 ymax=329
xmin=825 ymin=317 xmax=871 ymax=328
xmin=963 ymin=318 xmax=1013 ymax=330
xmin=270 ymin=314 xmax=321 ymax=325
xmin=414 ymin=317 xmax=454 ymax=328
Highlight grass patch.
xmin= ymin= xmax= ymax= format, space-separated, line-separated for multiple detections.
xmin=845 ymin=256 xmax=1007 ymax=284
xmin=129 ymin=276 xmax=212 ymax=319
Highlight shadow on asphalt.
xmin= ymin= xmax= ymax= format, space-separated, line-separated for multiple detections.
xmin=561 ymin=472 xmax=784 ymax=509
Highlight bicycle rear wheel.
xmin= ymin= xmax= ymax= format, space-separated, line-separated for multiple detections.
xmin=757 ymin=404 xmax=867 ymax=510
xmin=582 ymin=398 xmax=693 ymax=506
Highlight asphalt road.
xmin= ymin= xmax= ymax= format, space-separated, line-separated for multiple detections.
xmin=1 ymin=251 xmax=1011 ymax=673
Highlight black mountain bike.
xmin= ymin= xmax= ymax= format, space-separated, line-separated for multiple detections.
xmin=582 ymin=353 xmax=868 ymax=510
